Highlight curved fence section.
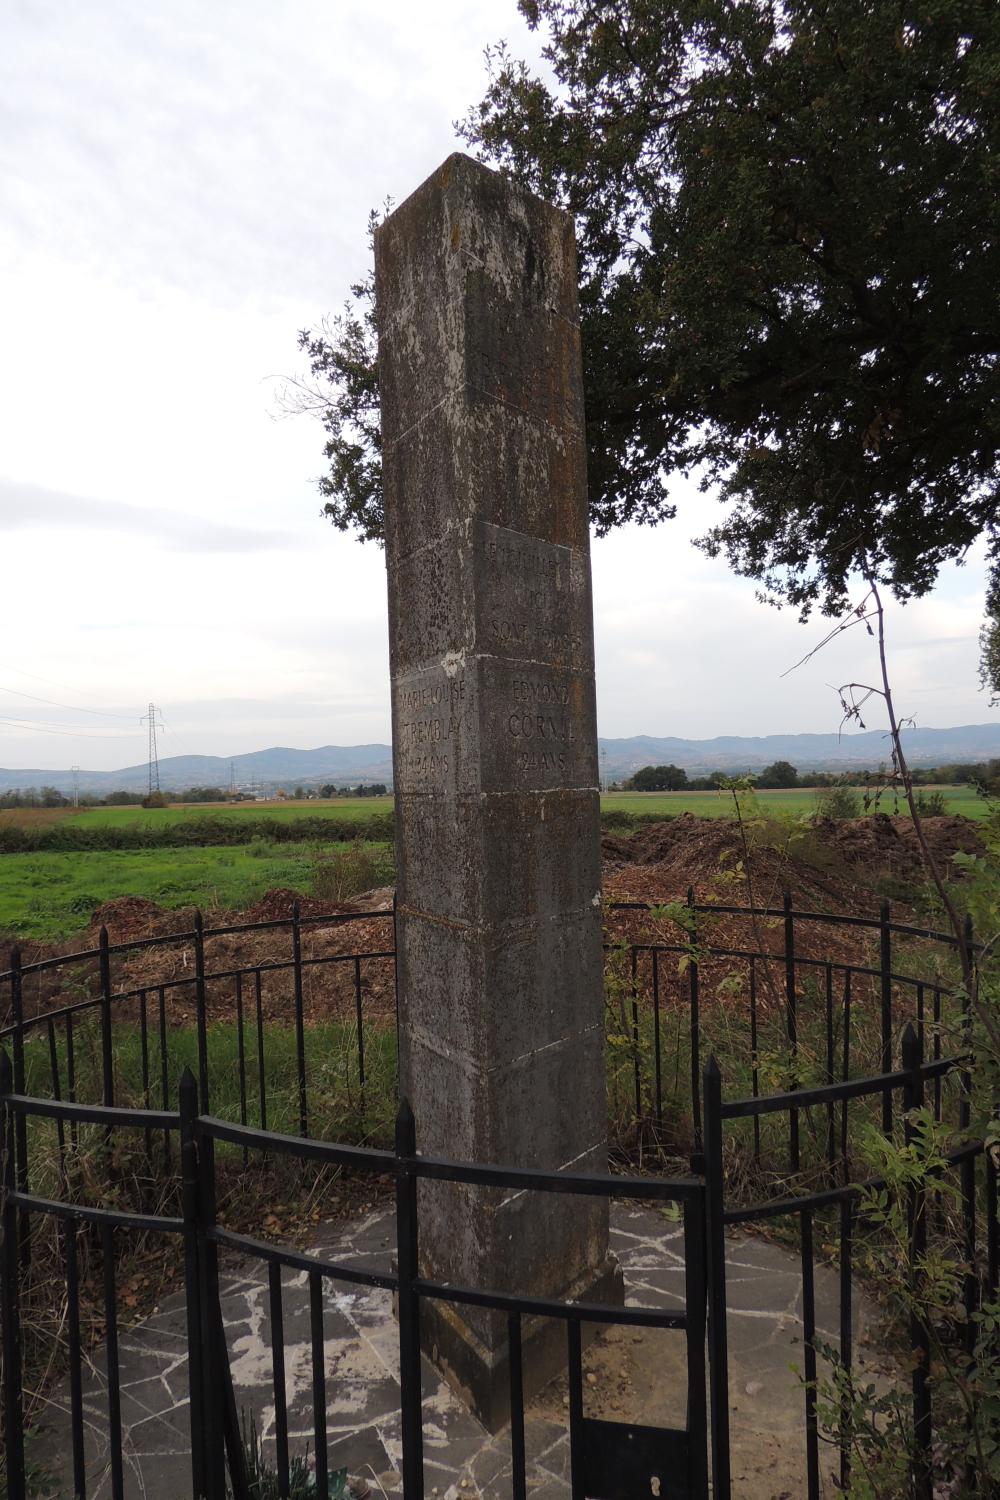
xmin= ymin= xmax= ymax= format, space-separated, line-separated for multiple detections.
xmin=0 ymin=894 xmax=996 ymax=1499
xmin=0 ymin=895 xmax=976 ymax=1177
xmin=704 ymin=1027 xmax=998 ymax=1500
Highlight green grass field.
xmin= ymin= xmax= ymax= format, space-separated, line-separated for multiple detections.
xmin=0 ymin=842 xmax=359 ymax=938
xmin=51 ymin=785 xmax=987 ymax=826
xmin=62 ymin=796 xmax=394 ymax=828
xmin=600 ymin=784 xmax=989 ymax=819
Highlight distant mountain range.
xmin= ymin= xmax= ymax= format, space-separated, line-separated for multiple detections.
xmin=3 ymin=723 xmax=1000 ymax=796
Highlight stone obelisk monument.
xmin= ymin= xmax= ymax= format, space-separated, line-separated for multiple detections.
xmin=376 ymin=153 xmax=619 ymax=1428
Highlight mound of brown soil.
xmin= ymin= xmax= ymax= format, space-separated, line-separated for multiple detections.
xmin=812 ymin=813 xmax=981 ymax=882
xmin=601 ymin=812 xmax=982 ymax=910
xmin=90 ymin=896 xmax=195 ymax=943
xmin=602 ymin=814 xmax=856 ymax=910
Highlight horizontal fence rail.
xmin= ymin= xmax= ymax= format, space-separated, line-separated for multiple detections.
xmin=0 ymin=895 xmax=973 ymax=1166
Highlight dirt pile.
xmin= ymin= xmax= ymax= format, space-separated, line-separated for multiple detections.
xmin=601 ymin=812 xmax=982 ymax=909
xmin=601 ymin=814 xmax=854 ymax=910
xmin=812 ymin=813 xmax=982 ymax=882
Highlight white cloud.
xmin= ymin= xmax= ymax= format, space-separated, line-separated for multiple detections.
xmin=0 ymin=0 xmax=994 ymax=772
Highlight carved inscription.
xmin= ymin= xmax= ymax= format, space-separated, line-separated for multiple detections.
xmin=478 ymin=523 xmax=586 ymax=664
xmin=507 ymin=675 xmax=575 ymax=776
xmin=395 ymin=674 xmax=466 ymax=783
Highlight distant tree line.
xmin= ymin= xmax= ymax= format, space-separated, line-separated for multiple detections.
xmin=317 ymin=784 xmax=388 ymax=798
xmin=0 ymin=782 xmax=391 ymax=809
xmin=625 ymin=760 xmax=1000 ymax=794
xmin=0 ymin=785 xmax=248 ymax=809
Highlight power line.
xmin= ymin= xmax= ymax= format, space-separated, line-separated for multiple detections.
xmin=0 ymin=660 xmax=107 ymax=694
xmin=0 ymin=682 xmax=136 ymax=719
xmin=0 ymin=715 xmax=139 ymax=740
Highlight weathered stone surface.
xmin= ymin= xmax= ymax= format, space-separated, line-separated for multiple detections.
xmin=376 ymin=152 xmax=614 ymax=1426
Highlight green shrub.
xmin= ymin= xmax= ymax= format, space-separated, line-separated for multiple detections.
xmin=914 ymin=789 xmax=947 ymax=816
xmin=815 ymin=783 xmax=862 ymax=820
xmin=600 ymin=810 xmax=637 ymax=830
xmin=312 ymin=840 xmax=395 ymax=903
xmin=0 ymin=812 xmax=397 ymax=855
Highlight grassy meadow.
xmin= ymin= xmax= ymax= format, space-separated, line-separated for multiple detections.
xmin=60 ymin=795 xmax=394 ymax=828
xmin=601 ymin=783 xmax=988 ymax=819
xmin=0 ymin=842 xmax=367 ymax=938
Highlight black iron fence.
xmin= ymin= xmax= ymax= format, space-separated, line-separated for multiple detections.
xmin=1 ymin=897 xmax=996 ymax=1498
xmin=0 ymin=894 xmax=976 ymax=1161
xmin=1 ymin=1060 xmax=710 ymax=1500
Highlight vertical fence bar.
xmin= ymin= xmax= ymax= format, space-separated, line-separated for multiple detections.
xmin=784 ymin=892 xmax=799 ymax=1173
xmin=255 ymin=970 xmax=268 ymax=1140
xmin=825 ymin=965 xmax=835 ymax=1170
xmin=684 ymin=1194 xmax=709 ymax=1499
xmin=98 ymin=927 xmax=115 ymax=1112
xmin=64 ymin=1218 xmax=86 ymax=1500
xmin=508 ymin=1312 xmax=527 ymax=1500
xmin=9 ymin=949 xmax=29 ymax=1267
xmin=880 ymin=902 xmax=892 ymax=1134
xmin=292 ymin=904 xmax=308 ymax=1138
xmin=235 ymin=974 xmax=248 ymax=1167
xmin=838 ymin=1197 xmax=853 ymax=1493
xmin=354 ymin=955 xmax=366 ymax=1093
xmin=194 ymin=912 xmax=209 ymax=1113
xmin=703 ymin=1057 xmax=731 ymax=1500
xmin=180 ymin=1068 xmax=206 ymax=1500
xmin=688 ymin=888 xmax=702 ymax=1166
xmin=395 ymin=1099 xmax=424 ymax=1500
xmin=915 ymin=982 xmax=924 ymax=1051
xmin=989 ymin=1150 xmax=999 ymax=1299
xmin=269 ymin=1261 xmax=290 ymax=1497
xmin=139 ymin=991 xmax=152 ymax=1163
xmin=567 ymin=1316 xmax=585 ymax=1500
xmin=197 ymin=1123 xmax=227 ymax=1500
xmin=652 ymin=950 xmax=663 ymax=1136
xmin=310 ymin=1269 xmax=328 ymax=1500
xmin=66 ymin=1012 xmax=78 ymax=1151
xmin=1 ymin=1051 xmax=26 ymax=1500
xmin=902 ymin=1025 xmax=931 ymax=1500
xmin=959 ymin=917 xmax=978 ymax=1492
xmin=800 ymin=1208 xmax=820 ymax=1500
xmin=749 ymin=956 xmax=760 ymax=1166
xmin=100 ymin=1222 xmax=125 ymax=1500
xmin=840 ymin=970 xmax=852 ymax=1172
xmin=46 ymin=1017 xmax=67 ymax=1186
xmin=932 ymin=987 xmax=942 ymax=1124
xmin=158 ymin=988 xmax=171 ymax=1171
xmin=630 ymin=945 xmax=641 ymax=1126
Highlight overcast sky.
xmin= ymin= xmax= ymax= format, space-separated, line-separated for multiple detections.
xmin=1 ymin=0 xmax=994 ymax=772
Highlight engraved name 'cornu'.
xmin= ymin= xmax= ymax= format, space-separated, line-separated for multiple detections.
xmin=507 ymin=712 xmax=575 ymax=742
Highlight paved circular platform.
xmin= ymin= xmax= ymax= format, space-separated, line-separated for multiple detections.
xmin=40 ymin=1206 xmax=888 ymax=1499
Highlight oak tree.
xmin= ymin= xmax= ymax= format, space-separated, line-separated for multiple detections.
xmin=300 ymin=1 xmax=1000 ymax=619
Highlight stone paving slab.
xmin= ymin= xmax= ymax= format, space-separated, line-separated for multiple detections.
xmin=37 ymin=1207 xmax=887 ymax=1499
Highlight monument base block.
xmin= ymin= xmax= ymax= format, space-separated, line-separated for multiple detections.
xmin=419 ymin=1254 xmax=624 ymax=1433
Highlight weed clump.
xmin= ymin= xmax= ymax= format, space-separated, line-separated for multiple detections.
xmin=312 ymin=841 xmax=395 ymax=903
